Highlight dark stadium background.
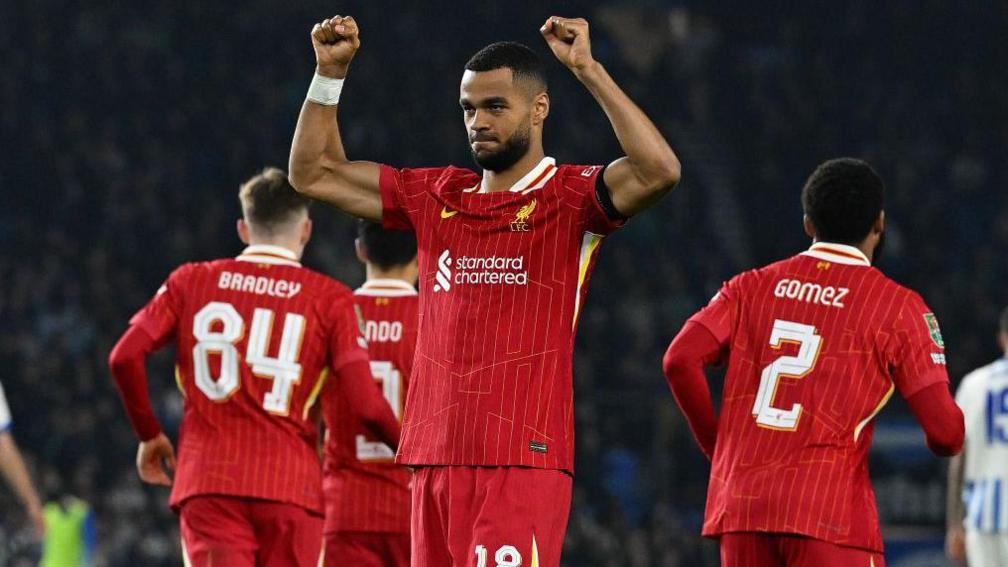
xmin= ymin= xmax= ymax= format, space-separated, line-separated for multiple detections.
xmin=1 ymin=1 xmax=1005 ymax=565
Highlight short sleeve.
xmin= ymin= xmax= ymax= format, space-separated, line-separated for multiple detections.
xmin=129 ymin=266 xmax=187 ymax=342
xmin=379 ymin=165 xmax=413 ymax=230
xmin=889 ymin=293 xmax=950 ymax=398
xmin=577 ymin=165 xmax=626 ymax=236
xmin=0 ymin=381 xmax=12 ymax=432
xmin=327 ymin=294 xmax=371 ymax=371
xmin=688 ymin=277 xmax=740 ymax=345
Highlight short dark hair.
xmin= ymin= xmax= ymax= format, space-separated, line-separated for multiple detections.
xmin=801 ymin=158 xmax=885 ymax=245
xmin=358 ymin=220 xmax=417 ymax=270
xmin=238 ymin=167 xmax=311 ymax=234
xmin=464 ymin=41 xmax=547 ymax=94
xmin=1000 ymin=306 xmax=1008 ymax=335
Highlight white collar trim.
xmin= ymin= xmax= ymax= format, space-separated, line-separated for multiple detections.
xmin=355 ymin=278 xmax=417 ymax=297
xmin=237 ymin=244 xmax=302 ymax=267
xmin=800 ymin=242 xmax=871 ymax=266
xmin=470 ymin=157 xmax=558 ymax=194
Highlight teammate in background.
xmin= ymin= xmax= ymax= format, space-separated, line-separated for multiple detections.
xmin=289 ymin=14 xmax=680 ymax=566
xmin=323 ymin=220 xmax=418 ymax=567
xmin=0 ymin=380 xmax=45 ymax=538
xmin=946 ymin=306 xmax=1008 ymax=566
xmin=663 ymin=158 xmax=964 ymax=566
xmin=107 ymin=168 xmax=401 ymax=567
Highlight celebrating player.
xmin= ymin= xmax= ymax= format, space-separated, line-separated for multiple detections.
xmin=107 ymin=168 xmax=401 ymax=567
xmin=946 ymin=306 xmax=1008 ymax=566
xmin=322 ymin=220 xmax=418 ymax=566
xmin=662 ymin=158 xmax=964 ymax=566
xmin=289 ymin=14 xmax=680 ymax=566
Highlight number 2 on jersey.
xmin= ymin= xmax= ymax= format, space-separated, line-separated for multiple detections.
xmin=753 ymin=319 xmax=823 ymax=431
xmin=192 ymin=301 xmax=305 ymax=415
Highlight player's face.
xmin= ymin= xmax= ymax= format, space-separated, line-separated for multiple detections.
xmin=460 ymin=68 xmax=533 ymax=172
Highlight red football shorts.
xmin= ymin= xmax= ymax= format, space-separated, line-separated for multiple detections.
xmin=179 ymin=495 xmax=323 ymax=567
xmin=322 ymin=531 xmax=410 ymax=567
xmin=719 ymin=532 xmax=886 ymax=567
xmin=411 ymin=466 xmax=572 ymax=567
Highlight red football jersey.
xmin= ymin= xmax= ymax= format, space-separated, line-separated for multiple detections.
xmin=323 ymin=279 xmax=418 ymax=534
xmin=380 ymin=157 xmax=623 ymax=471
xmin=690 ymin=242 xmax=950 ymax=551
xmin=129 ymin=245 xmax=369 ymax=512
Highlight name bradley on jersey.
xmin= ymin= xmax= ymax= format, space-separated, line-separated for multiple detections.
xmin=217 ymin=271 xmax=302 ymax=298
xmin=774 ymin=278 xmax=849 ymax=308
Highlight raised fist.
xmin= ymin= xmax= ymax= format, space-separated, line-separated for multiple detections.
xmin=540 ymin=17 xmax=596 ymax=74
xmin=311 ymin=15 xmax=360 ymax=78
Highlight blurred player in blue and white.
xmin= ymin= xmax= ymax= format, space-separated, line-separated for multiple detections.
xmin=947 ymin=306 xmax=1008 ymax=566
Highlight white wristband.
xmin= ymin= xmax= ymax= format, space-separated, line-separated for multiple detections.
xmin=306 ymin=73 xmax=344 ymax=106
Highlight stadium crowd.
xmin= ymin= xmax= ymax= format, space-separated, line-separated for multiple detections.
xmin=1 ymin=1 xmax=1004 ymax=565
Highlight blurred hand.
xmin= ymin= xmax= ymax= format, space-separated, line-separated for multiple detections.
xmin=311 ymin=15 xmax=360 ymax=78
xmin=945 ymin=525 xmax=966 ymax=563
xmin=540 ymin=17 xmax=596 ymax=75
xmin=136 ymin=433 xmax=175 ymax=486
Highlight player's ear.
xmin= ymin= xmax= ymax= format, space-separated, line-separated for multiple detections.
xmin=354 ymin=238 xmax=368 ymax=263
xmin=532 ymin=91 xmax=550 ymax=125
xmin=802 ymin=215 xmax=816 ymax=239
xmin=237 ymin=219 xmax=250 ymax=245
xmin=874 ymin=210 xmax=885 ymax=234
xmin=300 ymin=218 xmax=313 ymax=246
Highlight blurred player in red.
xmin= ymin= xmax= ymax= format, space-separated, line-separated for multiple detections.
xmin=289 ymin=13 xmax=680 ymax=567
xmin=108 ymin=168 xmax=401 ymax=567
xmin=322 ymin=220 xmax=418 ymax=567
xmin=663 ymin=158 xmax=965 ymax=566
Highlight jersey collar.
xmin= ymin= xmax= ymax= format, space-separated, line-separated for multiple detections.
xmin=355 ymin=278 xmax=418 ymax=297
xmin=466 ymin=157 xmax=558 ymax=194
xmin=237 ymin=244 xmax=302 ymax=267
xmin=800 ymin=242 xmax=871 ymax=266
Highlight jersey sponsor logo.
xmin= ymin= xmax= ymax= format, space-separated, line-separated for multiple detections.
xmin=773 ymin=278 xmax=849 ymax=308
xmin=510 ymin=199 xmax=537 ymax=232
xmin=432 ymin=249 xmax=528 ymax=292
xmin=931 ymin=353 xmax=947 ymax=365
xmin=440 ymin=206 xmax=459 ymax=219
xmin=217 ymin=271 xmax=302 ymax=298
xmin=924 ymin=312 xmax=945 ymax=348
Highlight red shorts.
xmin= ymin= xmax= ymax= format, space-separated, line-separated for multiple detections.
xmin=719 ymin=533 xmax=886 ymax=567
xmin=322 ymin=531 xmax=410 ymax=567
xmin=411 ymin=466 xmax=572 ymax=567
xmin=179 ymin=495 xmax=323 ymax=567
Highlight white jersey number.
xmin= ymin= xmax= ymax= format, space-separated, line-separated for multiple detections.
xmin=192 ymin=302 xmax=305 ymax=415
xmin=355 ymin=360 xmax=403 ymax=460
xmin=476 ymin=545 xmax=522 ymax=567
xmin=753 ymin=319 xmax=823 ymax=430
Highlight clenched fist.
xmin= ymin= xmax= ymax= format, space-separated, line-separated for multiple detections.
xmin=311 ymin=15 xmax=360 ymax=78
xmin=540 ymin=17 xmax=597 ymax=76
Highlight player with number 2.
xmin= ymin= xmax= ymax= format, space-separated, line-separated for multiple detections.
xmin=108 ymin=168 xmax=401 ymax=567
xmin=662 ymin=158 xmax=965 ymax=566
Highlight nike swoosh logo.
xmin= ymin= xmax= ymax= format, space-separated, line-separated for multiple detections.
xmin=441 ymin=207 xmax=459 ymax=219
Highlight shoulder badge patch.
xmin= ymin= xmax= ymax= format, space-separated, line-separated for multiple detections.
xmin=923 ymin=313 xmax=944 ymax=348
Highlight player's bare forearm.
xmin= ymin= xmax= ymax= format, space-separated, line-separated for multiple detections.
xmin=288 ymin=15 xmax=383 ymax=222
xmin=541 ymin=17 xmax=680 ymax=217
xmin=946 ymin=450 xmax=965 ymax=528
xmin=0 ymin=433 xmax=44 ymax=516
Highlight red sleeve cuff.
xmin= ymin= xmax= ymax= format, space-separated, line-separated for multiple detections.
xmin=379 ymin=165 xmax=412 ymax=230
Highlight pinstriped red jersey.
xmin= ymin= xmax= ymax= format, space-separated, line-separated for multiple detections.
xmin=323 ymin=279 xmax=418 ymax=534
xmin=380 ymin=157 xmax=623 ymax=472
xmin=690 ymin=242 xmax=949 ymax=551
xmin=129 ymin=245 xmax=369 ymax=513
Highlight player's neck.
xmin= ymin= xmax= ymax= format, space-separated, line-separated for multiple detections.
xmin=366 ymin=263 xmax=418 ymax=286
xmin=245 ymin=237 xmax=304 ymax=260
xmin=480 ymin=146 xmax=546 ymax=193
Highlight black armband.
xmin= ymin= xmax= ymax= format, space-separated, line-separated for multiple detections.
xmin=594 ymin=168 xmax=627 ymax=221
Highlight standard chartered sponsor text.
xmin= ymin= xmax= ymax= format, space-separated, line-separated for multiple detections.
xmin=436 ymin=251 xmax=529 ymax=290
